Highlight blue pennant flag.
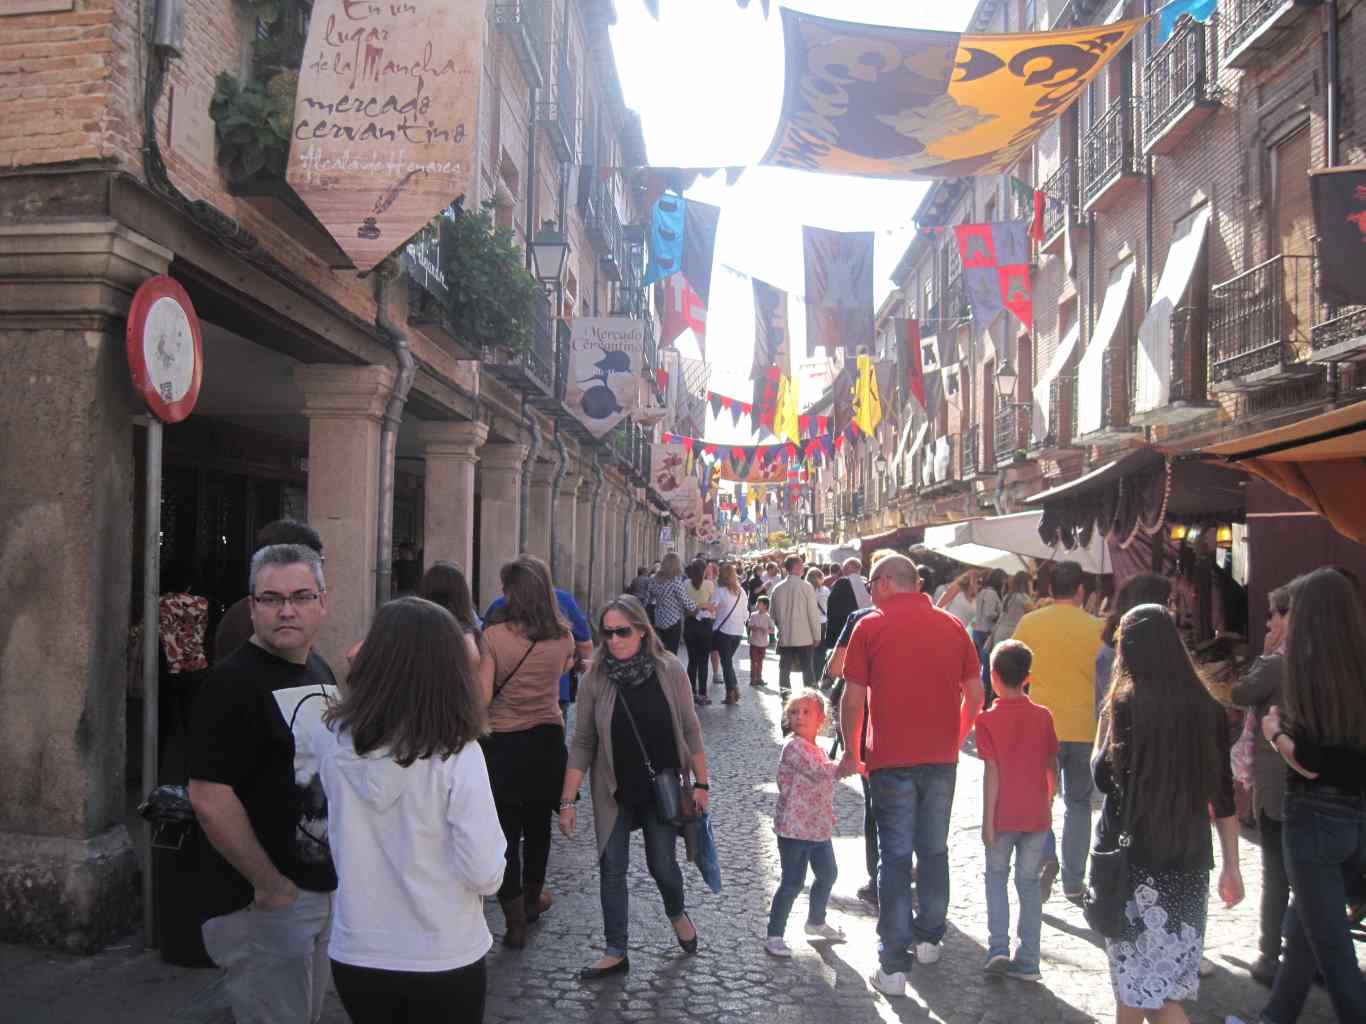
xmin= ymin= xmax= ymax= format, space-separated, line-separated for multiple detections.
xmin=1158 ymin=0 xmax=1217 ymax=42
xmin=642 ymin=192 xmax=685 ymax=287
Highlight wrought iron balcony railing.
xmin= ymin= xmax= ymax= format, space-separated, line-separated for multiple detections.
xmin=1041 ymin=158 xmax=1077 ymax=249
xmin=1222 ymin=0 xmax=1303 ymax=67
xmin=537 ymin=55 xmax=576 ymax=163
xmin=1080 ymin=99 xmax=1141 ymax=209
xmin=493 ymin=0 xmax=545 ymax=87
xmin=994 ymin=404 xmax=1028 ymax=468
xmin=961 ymin=425 xmax=980 ymax=479
xmin=1210 ymin=253 xmax=1314 ymax=387
xmin=1142 ymin=15 xmax=1216 ymax=154
xmin=483 ymin=288 xmax=556 ymax=396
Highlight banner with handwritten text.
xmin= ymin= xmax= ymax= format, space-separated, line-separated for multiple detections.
xmin=287 ymin=0 xmax=484 ymax=271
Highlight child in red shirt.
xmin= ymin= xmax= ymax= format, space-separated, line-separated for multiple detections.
xmin=975 ymin=640 xmax=1058 ymax=983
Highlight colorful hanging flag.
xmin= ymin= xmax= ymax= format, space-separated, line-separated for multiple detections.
xmin=803 ymin=226 xmax=874 ymax=357
xmin=1312 ymin=167 xmax=1366 ymax=306
xmin=920 ymin=333 xmax=944 ymax=420
xmin=761 ymin=9 xmax=1145 ymax=179
xmin=659 ymin=270 xmax=707 ymax=351
xmin=642 ymin=191 xmax=685 ymax=287
xmin=772 ymin=372 xmax=801 ymax=445
xmin=954 ymin=221 xmax=1034 ymax=331
xmin=1158 ymin=0 xmax=1217 ymax=42
xmin=854 ymin=355 xmax=883 ymax=436
xmin=683 ymin=199 xmax=721 ymax=305
xmin=830 ymin=365 xmax=856 ymax=439
xmin=899 ymin=318 xmax=924 ymax=410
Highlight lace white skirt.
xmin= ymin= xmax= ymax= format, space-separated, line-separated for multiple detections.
xmin=1104 ymin=867 xmax=1209 ymax=1010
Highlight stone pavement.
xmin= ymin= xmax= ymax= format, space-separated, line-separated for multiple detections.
xmin=0 ymin=644 xmax=1351 ymax=1023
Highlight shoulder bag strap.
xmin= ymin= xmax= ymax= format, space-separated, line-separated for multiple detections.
xmin=715 ymin=590 xmax=743 ymax=631
xmin=613 ymin=685 xmax=657 ymax=780
xmin=491 ymin=638 xmax=537 ymax=705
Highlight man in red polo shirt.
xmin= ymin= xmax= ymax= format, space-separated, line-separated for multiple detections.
xmin=838 ymin=553 xmax=983 ymax=999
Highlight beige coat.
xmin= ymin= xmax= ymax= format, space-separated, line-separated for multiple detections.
xmin=768 ymin=573 xmax=823 ymax=648
xmin=567 ymin=652 xmax=704 ymax=858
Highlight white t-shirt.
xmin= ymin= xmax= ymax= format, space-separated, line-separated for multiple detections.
xmin=713 ymin=586 xmax=748 ymax=637
xmin=815 ymin=585 xmax=831 ymax=624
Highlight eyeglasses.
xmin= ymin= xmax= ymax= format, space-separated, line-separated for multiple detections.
xmin=252 ymin=590 xmax=323 ymax=610
xmin=601 ymin=626 xmax=636 ymax=639
xmin=868 ymin=574 xmax=885 ymax=586
xmin=1267 ymin=607 xmax=1287 ymax=621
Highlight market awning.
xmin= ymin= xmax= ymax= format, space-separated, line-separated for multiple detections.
xmin=1199 ymin=400 xmax=1366 ymax=544
xmin=1133 ymin=205 xmax=1212 ymax=417
xmin=923 ymin=510 xmax=1113 ymax=573
xmin=1077 ymin=258 xmax=1136 ymax=436
xmin=1031 ymin=321 xmax=1081 ymax=444
xmin=919 ymin=540 xmax=1029 ymax=574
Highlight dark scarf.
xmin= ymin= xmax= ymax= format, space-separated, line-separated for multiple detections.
xmin=604 ymin=648 xmax=655 ymax=689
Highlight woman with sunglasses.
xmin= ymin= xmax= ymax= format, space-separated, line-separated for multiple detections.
xmin=559 ymin=595 xmax=709 ymax=980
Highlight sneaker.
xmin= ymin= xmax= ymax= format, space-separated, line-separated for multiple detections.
xmin=984 ymin=951 xmax=1010 ymax=974
xmin=870 ymin=968 xmax=907 ymax=997
xmin=1007 ymin=961 xmax=1042 ymax=983
xmin=1038 ymin=859 xmax=1059 ymax=903
xmin=1249 ymin=954 xmax=1279 ymax=987
xmin=804 ymin=921 xmax=846 ymax=941
xmin=914 ymin=941 xmax=941 ymax=965
xmin=764 ymin=937 xmax=793 ymax=958
xmin=856 ymin=882 xmax=879 ymax=908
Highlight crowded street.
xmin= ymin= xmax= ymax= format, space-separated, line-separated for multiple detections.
xmin=0 ymin=643 xmax=1344 ymax=1024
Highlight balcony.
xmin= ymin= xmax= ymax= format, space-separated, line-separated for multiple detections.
xmin=1222 ymin=0 xmax=1306 ymax=69
xmin=537 ymin=58 xmax=576 ymax=163
xmin=1080 ymin=99 xmax=1144 ymax=212
xmin=1142 ymin=16 xmax=1218 ymax=156
xmin=1041 ymin=158 xmax=1078 ymax=255
xmin=961 ymin=425 xmax=981 ymax=479
xmin=586 ymin=179 xmax=624 ymax=282
xmin=1087 ymin=345 xmax=1143 ymax=443
xmin=493 ymin=0 xmax=545 ymax=88
xmin=1032 ymin=376 xmax=1082 ymax=455
xmin=1210 ymin=254 xmax=1321 ymax=392
xmin=1311 ymin=304 xmax=1366 ymax=363
xmin=481 ymin=289 xmax=556 ymax=397
xmin=994 ymin=404 xmax=1029 ymax=469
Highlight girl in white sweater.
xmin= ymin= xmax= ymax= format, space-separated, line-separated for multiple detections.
xmin=312 ymin=596 xmax=506 ymax=1024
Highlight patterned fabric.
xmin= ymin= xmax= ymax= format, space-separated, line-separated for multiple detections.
xmin=1104 ymin=868 xmax=1208 ymax=1010
xmin=773 ymin=736 xmax=838 ymax=842
xmin=159 ymin=592 xmax=208 ymax=673
xmin=648 ymin=576 xmax=696 ymax=630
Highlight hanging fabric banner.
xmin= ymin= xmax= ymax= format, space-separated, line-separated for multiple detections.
xmin=899 ymin=318 xmax=924 ymax=410
xmin=762 ymin=9 xmax=1145 ymax=179
xmin=683 ymin=199 xmax=722 ymax=305
xmin=854 ymin=354 xmax=883 ymax=436
xmin=564 ymin=318 xmax=645 ymax=438
xmin=659 ymin=270 xmax=707 ymax=350
xmin=642 ymin=191 xmax=686 ymax=287
xmin=803 ymin=226 xmax=874 ymax=356
xmin=830 ymin=365 xmax=856 ymax=439
xmin=954 ymin=221 xmax=1033 ymax=330
xmin=1311 ymin=166 xmax=1366 ymax=306
xmin=920 ymin=333 xmax=945 ymax=420
xmin=752 ymin=278 xmax=792 ymax=378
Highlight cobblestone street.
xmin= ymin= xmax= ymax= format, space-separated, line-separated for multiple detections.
xmin=0 ymin=647 xmax=1350 ymax=1023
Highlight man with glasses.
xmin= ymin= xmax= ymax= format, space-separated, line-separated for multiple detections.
xmin=213 ymin=519 xmax=324 ymax=663
xmin=189 ymin=544 xmax=338 ymax=1024
xmin=838 ymin=554 xmax=983 ymax=999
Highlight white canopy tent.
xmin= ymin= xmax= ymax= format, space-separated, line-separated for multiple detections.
xmin=921 ymin=510 xmax=1113 ymax=574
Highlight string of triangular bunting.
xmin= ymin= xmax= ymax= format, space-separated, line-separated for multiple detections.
xmin=660 ymin=421 xmax=867 ymax=476
xmin=704 ymin=389 xmax=829 ymax=437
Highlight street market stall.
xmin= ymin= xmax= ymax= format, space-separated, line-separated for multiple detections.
xmin=922 ymin=510 xmax=1113 ymax=574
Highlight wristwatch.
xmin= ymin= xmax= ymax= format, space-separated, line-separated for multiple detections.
xmin=693 ymin=782 xmax=710 ymax=791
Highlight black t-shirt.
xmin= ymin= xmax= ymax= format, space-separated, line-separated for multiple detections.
xmin=189 ymin=641 xmax=339 ymax=907
xmin=610 ymin=674 xmax=680 ymax=811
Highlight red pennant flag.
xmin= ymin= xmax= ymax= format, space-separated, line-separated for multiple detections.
xmin=799 ymin=414 xmax=811 ymax=436
xmin=900 ymin=318 xmax=925 ymax=410
xmin=834 ymin=433 xmax=846 ymax=451
xmin=659 ymin=271 xmax=708 ymax=350
xmin=721 ymin=396 xmax=732 ymax=409
xmin=662 ymin=432 xmax=674 ymax=444
xmin=703 ymin=444 xmax=718 ymax=456
xmin=682 ymin=437 xmax=694 ymax=452
xmin=731 ymin=446 xmax=745 ymax=461
xmin=742 ymin=402 xmax=752 ymax=415
xmin=655 ymin=368 xmax=669 ymax=392
xmin=1030 ymin=189 xmax=1046 ymax=243
xmin=999 ymin=265 xmax=1034 ymax=327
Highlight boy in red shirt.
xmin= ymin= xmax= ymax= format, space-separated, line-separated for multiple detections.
xmin=976 ymin=640 xmax=1058 ymax=983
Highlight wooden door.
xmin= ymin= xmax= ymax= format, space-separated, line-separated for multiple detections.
xmin=1273 ymin=127 xmax=1313 ymax=350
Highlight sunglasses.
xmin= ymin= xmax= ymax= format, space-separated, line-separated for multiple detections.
xmin=601 ymin=626 xmax=636 ymax=639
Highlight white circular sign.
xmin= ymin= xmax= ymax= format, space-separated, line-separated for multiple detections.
xmin=142 ymin=295 xmax=196 ymax=406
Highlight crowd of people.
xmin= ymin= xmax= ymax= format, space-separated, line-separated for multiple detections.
xmin=179 ymin=519 xmax=1365 ymax=1024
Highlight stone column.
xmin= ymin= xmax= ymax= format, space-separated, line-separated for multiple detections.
xmin=417 ymin=420 xmax=487 ymax=574
xmin=574 ymin=473 xmax=594 ymax=610
xmin=526 ymin=457 xmax=555 ymax=566
xmin=553 ymin=465 xmax=581 ymax=593
xmin=476 ymin=442 xmax=529 ymax=609
xmin=0 ymin=221 xmax=170 ymax=949
xmin=296 ymin=364 xmax=396 ymax=673
xmin=594 ymin=489 xmax=614 ymax=607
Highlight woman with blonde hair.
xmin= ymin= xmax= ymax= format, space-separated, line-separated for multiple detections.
xmin=647 ymin=553 xmax=695 ymax=655
xmin=936 ymin=569 xmax=978 ymax=629
xmin=559 ymin=595 xmax=709 ymax=979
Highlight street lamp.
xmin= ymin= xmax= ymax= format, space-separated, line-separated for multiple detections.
xmin=529 ymin=220 xmax=570 ymax=293
xmin=875 ymin=452 xmax=889 ymax=476
xmin=995 ymin=358 xmax=1019 ymax=403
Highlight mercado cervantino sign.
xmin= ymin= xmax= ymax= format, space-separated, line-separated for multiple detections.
xmin=286 ymin=0 xmax=483 ymax=271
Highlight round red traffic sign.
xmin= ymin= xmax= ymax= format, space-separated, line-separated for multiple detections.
xmin=126 ymin=276 xmax=203 ymax=423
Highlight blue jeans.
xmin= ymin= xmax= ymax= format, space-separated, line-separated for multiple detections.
xmin=984 ymin=831 xmax=1046 ymax=967
xmin=599 ymin=803 xmax=686 ymax=959
xmin=1262 ymin=788 xmax=1366 ymax=1024
xmin=1042 ymin=740 xmax=1093 ymax=893
xmin=972 ymin=629 xmax=994 ymax=705
xmin=870 ymin=763 xmax=957 ymax=974
xmin=767 ymin=837 xmax=837 ymax=937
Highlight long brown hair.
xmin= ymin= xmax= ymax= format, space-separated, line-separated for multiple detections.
xmin=418 ymin=561 xmax=483 ymax=652
xmin=1103 ymin=604 xmax=1226 ymax=864
xmin=485 ymin=556 xmax=570 ymax=643
xmin=1101 ymin=572 xmax=1172 ymax=647
xmin=325 ymin=597 xmax=484 ymax=766
xmin=718 ymin=563 xmax=740 ymax=594
xmin=1284 ymin=567 xmax=1366 ymax=748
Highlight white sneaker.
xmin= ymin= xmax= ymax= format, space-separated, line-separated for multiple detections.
xmin=870 ymin=968 xmax=907 ymax=997
xmin=915 ymin=941 xmax=942 ymax=964
xmin=804 ymin=921 xmax=846 ymax=941
xmin=764 ymin=937 xmax=793 ymax=958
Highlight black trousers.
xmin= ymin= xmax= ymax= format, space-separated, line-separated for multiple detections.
xmin=683 ymin=619 xmax=714 ymax=696
xmin=481 ymin=725 xmax=564 ymax=902
xmin=331 ymin=957 xmax=486 ymax=1024
xmin=1258 ymin=811 xmax=1290 ymax=960
xmin=657 ymin=621 xmax=682 ymax=654
xmin=777 ymin=645 xmax=816 ymax=695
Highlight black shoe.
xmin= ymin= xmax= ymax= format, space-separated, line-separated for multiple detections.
xmin=856 ymin=882 xmax=879 ymax=908
xmin=675 ymin=913 xmax=699 ymax=955
xmin=578 ymin=956 xmax=629 ymax=981
xmin=1250 ymin=955 xmax=1278 ymax=987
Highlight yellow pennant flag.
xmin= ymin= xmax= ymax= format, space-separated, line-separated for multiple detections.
xmin=772 ymin=373 xmax=801 ymax=445
xmin=854 ymin=354 xmax=883 ymax=436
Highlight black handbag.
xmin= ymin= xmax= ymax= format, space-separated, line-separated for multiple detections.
xmin=614 ymin=686 xmax=685 ymax=826
xmin=1083 ymin=784 xmax=1134 ymax=938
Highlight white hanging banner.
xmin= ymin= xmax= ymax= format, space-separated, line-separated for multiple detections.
xmin=1134 ymin=205 xmax=1212 ymax=416
xmin=1077 ymin=259 xmax=1136 ymax=436
xmin=565 ymin=318 xmax=645 ymax=437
